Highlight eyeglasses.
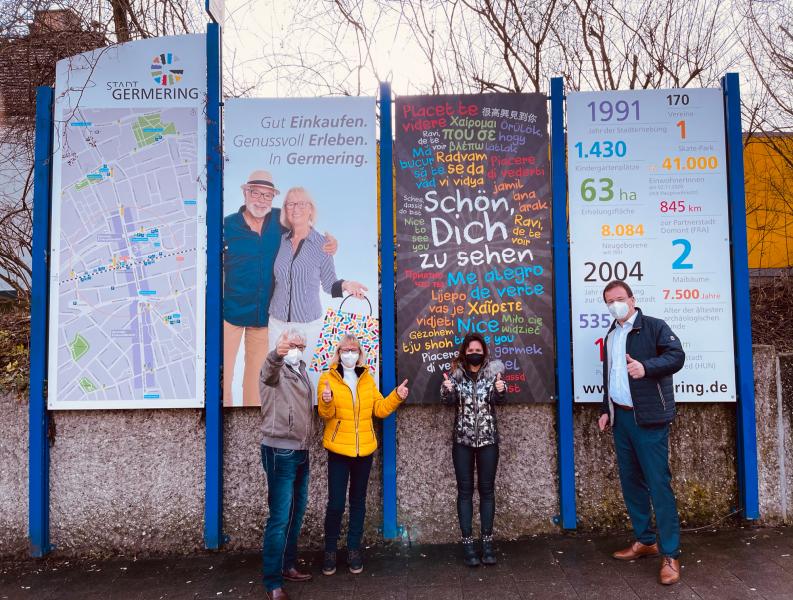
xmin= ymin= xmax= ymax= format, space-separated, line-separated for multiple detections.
xmin=244 ymin=187 xmax=274 ymax=200
xmin=289 ymin=344 xmax=306 ymax=351
xmin=284 ymin=201 xmax=310 ymax=211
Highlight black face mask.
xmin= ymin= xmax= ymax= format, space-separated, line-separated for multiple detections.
xmin=466 ymin=353 xmax=484 ymax=366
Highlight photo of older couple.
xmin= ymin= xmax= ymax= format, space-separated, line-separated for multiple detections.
xmin=223 ymin=168 xmax=372 ymax=406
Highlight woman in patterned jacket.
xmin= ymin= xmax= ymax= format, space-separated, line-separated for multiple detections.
xmin=440 ymin=332 xmax=506 ymax=567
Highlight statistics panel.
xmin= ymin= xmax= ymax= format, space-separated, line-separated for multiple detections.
xmin=567 ymin=89 xmax=736 ymax=403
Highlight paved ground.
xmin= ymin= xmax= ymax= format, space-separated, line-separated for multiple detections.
xmin=2 ymin=527 xmax=792 ymax=599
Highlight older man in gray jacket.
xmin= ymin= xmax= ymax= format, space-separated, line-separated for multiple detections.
xmin=260 ymin=327 xmax=314 ymax=600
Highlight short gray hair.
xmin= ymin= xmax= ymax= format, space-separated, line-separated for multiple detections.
xmin=278 ymin=327 xmax=307 ymax=346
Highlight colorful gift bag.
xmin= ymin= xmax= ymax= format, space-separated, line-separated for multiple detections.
xmin=310 ymin=295 xmax=379 ymax=374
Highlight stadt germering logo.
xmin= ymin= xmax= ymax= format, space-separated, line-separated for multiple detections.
xmin=107 ymin=50 xmax=199 ymax=100
xmin=151 ymin=52 xmax=184 ymax=86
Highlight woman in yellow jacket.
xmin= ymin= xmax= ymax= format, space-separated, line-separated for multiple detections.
xmin=317 ymin=333 xmax=408 ymax=576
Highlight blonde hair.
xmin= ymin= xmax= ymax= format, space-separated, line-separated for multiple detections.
xmin=333 ymin=333 xmax=366 ymax=367
xmin=280 ymin=187 xmax=317 ymax=228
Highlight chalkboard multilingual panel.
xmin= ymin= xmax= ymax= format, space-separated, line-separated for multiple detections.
xmin=394 ymin=94 xmax=555 ymax=404
xmin=567 ymin=89 xmax=737 ymax=403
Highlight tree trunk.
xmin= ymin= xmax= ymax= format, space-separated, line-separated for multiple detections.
xmin=110 ymin=0 xmax=130 ymax=42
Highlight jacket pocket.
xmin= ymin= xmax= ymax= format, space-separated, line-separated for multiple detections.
xmin=331 ymin=420 xmax=341 ymax=442
xmin=269 ymin=398 xmax=292 ymax=439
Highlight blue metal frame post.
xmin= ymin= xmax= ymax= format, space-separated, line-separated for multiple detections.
xmin=29 ymin=86 xmax=54 ymax=557
xmin=204 ymin=22 xmax=224 ymax=549
xmin=550 ymin=78 xmax=577 ymax=529
xmin=722 ymin=73 xmax=759 ymax=520
xmin=379 ymin=82 xmax=399 ymax=539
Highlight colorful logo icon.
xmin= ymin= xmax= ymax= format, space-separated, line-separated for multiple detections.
xmin=151 ymin=53 xmax=184 ymax=86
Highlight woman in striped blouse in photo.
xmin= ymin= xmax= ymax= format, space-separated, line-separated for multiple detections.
xmin=267 ymin=187 xmax=367 ymax=387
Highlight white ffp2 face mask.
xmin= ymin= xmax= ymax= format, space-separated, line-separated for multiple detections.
xmin=341 ymin=351 xmax=360 ymax=369
xmin=285 ymin=348 xmax=303 ymax=366
xmin=608 ymin=300 xmax=630 ymax=320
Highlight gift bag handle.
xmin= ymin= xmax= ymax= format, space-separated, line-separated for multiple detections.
xmin=338 ymin=294 xmax=373 ymax=315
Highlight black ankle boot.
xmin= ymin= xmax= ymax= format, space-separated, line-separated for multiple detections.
xmin=481 ymin=534 xmax=496 ymax=565
xmin=462 ymin=536 xmax=480 ymax=567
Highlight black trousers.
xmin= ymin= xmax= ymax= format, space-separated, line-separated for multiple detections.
xmin=452 ymin=442 xmax=499 ymax=538
xmin=324 ymin=450 xmax=374 ymax=551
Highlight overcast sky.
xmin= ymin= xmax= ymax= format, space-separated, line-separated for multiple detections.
xmin=221 ymin=1 xmax=429 ymax=98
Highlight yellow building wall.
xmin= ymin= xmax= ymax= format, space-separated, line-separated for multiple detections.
xmin=744 ymin=134 xmax=793 ymax=270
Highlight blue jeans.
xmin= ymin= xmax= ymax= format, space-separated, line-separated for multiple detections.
xmin=613 ymin=409 xmax=681 ymax=558
xmin=261 ymin=445 xmax=309 ymax=592
xmin=324 ymin=451 xmax=373 ymax=552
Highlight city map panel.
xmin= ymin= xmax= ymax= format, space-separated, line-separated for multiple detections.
xmin=51 ymin=107 xmax=202 ymax=407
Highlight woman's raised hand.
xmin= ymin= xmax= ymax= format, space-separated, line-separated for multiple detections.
xmin=443 ymin=372 xmax=454 ymax=392
xmin=495 ymin=372 xmax=505 ymax=393
xmin=396 ymin=379 xmax=409 ymax=400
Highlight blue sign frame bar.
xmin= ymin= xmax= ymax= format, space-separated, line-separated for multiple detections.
xmin=550 ymin=78 xmax=577 ymax=529
xmin=722 ymin=73 xmax=759 ymax=520
xmin=29 ymin=86 xmax=55 ymax=557
xmin=204 ymin=22 xmax=225 ymax=549
xmin=379 ymin=82 xmax=399 ymax=539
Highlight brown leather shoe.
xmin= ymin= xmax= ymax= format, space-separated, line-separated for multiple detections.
xmin=282 ymin=567 xmax=312 ymax=582
xmin=612 ymin=541 xmax=659 ymax=560
xmin=659 ymin=557 xmax=681 ymax=585
xmin=265 ymin=588 xmax=290 ymax=600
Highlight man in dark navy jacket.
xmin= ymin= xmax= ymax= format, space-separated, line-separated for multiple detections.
xmin=597 ymin=280 xmax=685 ymax=585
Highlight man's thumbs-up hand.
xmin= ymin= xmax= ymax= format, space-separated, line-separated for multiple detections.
xmin=396 ymin=378 xmax=409 ymax=400
xmin=495 ymin=371 xmax=506 ymax=393
xmin=442 ymin=372 xmax=454 ymax=392
xmin=626 ymin=354 xmax=645 ymax=379
xmin=321 ymin=380 xmax=333 ymax=403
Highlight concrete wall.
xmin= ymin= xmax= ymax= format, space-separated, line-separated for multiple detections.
xmin=0 ymin=395 xmax=27 ymax=557
xmin=220 ymin=410 xmax=383 ymax=552
xmin=48 ymin=410 xmax=205 ymax=557
xmin=1 ymin=344 xmax=791 ymax=557
xmin=397 ymin=403 xmax=560 ymax=543
xmin=757 ymin=348 xmax=793 ymax=523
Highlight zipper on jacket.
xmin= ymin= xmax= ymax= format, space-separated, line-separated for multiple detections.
xmin=472 ymin=371 xmax=480 ymax=446
xmin=247 ymin=210 xmax=268 ymax=325
xmin=656 ymin=382 xmax=667 ymax=411
xmin=257 ymin=221 xmax=263 ymax=324
xmin=355 ymin=378 xmax=361 ymax=456
xmin=331 ymin=420 xmax=341 ymax=441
